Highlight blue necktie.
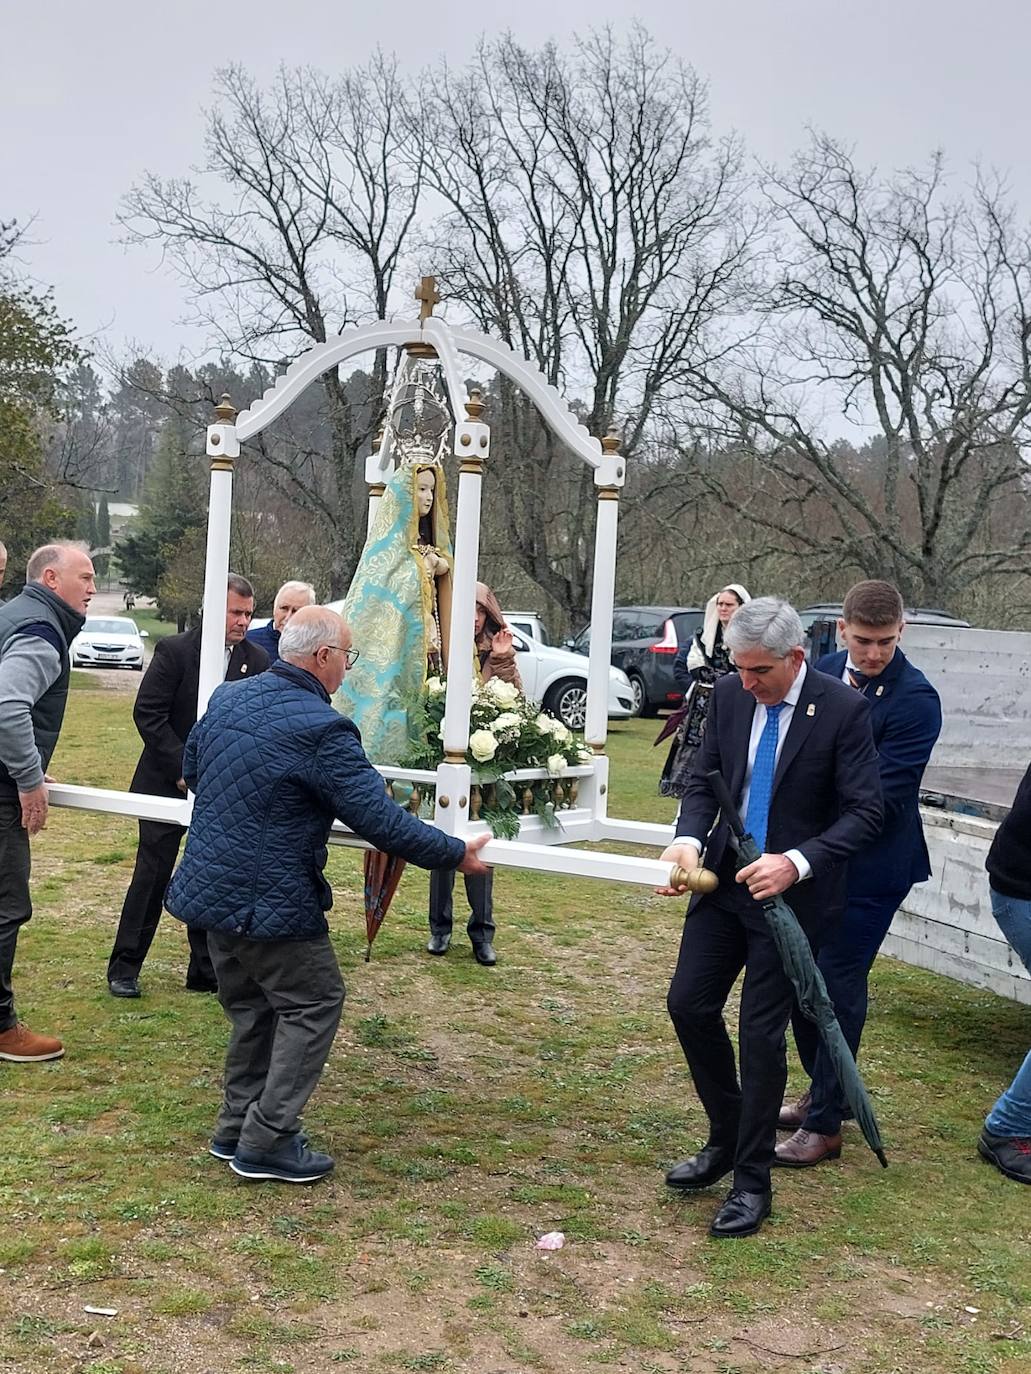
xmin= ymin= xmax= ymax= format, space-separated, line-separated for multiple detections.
xmin=744 ymin=703 xmax=783 ymax=851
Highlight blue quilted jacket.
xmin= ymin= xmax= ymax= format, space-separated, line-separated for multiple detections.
xmin=165 ymin=661 xmax=465 ymax=940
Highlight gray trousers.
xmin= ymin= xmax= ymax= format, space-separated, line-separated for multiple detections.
xmin=428 ymin=868 xmax=495 ymax=943
xmin=207 ymin=930 xmax=345 ymax=1152
xmin=0 ymin=799 xmax=32 ymax=1032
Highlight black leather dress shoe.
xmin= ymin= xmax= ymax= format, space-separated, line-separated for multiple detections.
xmin=185 ymin=979 xmax=218 ymax=993
xmin=665 ymin=1144 xmax=734 ymax=1191
xmin=108 ymin=977 xmax=140 ymax=999
xmin=709 ymin=1188 xmax=772 ymax=1238
xmin=427 ymin=932 xmax=451 ymax=956
xmin=472 ymin=941 xmax=497 ymax=966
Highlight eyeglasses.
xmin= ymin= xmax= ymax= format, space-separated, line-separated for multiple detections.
xmin=322 ymin=645 xmax=360 ymax=667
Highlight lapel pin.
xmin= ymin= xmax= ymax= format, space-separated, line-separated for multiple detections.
xmin=875 ymin=684 xmax=883 ymax=696
xmin=240 ymin=664 xmax=248 ymax=674
xmin=806 ymin=703 xmax=816 ymax=717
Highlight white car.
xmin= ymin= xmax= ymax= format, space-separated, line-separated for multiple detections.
xmin=324 ymin=600 xmax=633 ymax=729
xmin=509 ymin=630 xmax=634 ymax=729
xmin=503 ymin=611 xmax=550 ymax=645
xmin=71 ymin=616 xmax=148 ymax=671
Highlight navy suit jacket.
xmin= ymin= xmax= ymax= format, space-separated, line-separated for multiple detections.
xmin=815 ymin=648 xmax=941 ymax=898
xmin=676 ymin=666 xmax=884 ymax=926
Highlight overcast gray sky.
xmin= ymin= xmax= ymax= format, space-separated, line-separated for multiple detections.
xmin=4 ymin=0 xmax=1030 ymax=365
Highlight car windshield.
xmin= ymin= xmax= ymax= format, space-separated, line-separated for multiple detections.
xmin=84 ymin=619 xmax=137 ymax=636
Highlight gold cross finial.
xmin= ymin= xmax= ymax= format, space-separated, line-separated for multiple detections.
xmin=415 ymin=275 xmax=440 ymax=321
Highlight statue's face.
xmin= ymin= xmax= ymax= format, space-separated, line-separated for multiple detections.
xmin=416 ymin=469 xmax=436 ymax=518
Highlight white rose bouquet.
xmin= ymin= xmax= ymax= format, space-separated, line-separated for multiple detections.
xmin=400 ymin=674 xmax=589 ymax=836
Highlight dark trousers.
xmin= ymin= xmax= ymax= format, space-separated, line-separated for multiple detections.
xmin=0 ymin=799 xmax=32 ymax=1031
xmin=428 ymin=868 xmax=495 ymax=944
xmin=792 ymin=888 xmax=909 ymax=1135
xmin=107 ymin=819 xmax=214 ymax=986
xmin=208 ymin=931 xmax=346 ymax=1151
xmin=667 ymin=882 xmax=825 ymax=1193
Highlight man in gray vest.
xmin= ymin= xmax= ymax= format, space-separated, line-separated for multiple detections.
xmin=0 ymin=542 xmax=95 ymax=1062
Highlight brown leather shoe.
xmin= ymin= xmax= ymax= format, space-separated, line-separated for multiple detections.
xmin=777 ymin=1088 xmax=812 ymax=1130
xmin=0 ymin=1022 xmax=64 ymax=1062
xmin=773 ymin=1127 xmax=842 ymax=1168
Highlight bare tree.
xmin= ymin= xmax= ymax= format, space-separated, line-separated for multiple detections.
xmin=120 ymin=54 xmax=424 ymax=591
xmin=675 ymin=134 xmax=1031 ymax=608
xmin=416 ymin=26 xmax=750 ymax=626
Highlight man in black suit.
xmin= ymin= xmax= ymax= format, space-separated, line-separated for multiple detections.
xmin=106 ymin=575 xmax=269 ymax=998
xmin=658 ymin=597 xmax=883 ymax=1238
xmin=776 ymin=580 xmax=941 ymax=1166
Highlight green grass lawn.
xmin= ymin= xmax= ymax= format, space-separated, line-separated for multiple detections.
xmin=1 ymin=691 xmax=1028 ymax=1374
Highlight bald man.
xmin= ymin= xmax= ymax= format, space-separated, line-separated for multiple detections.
xmin=0 ymin=543 xmax=95 ymax=1062
xmin=166 ymin=606 xmax=491 ymax=1184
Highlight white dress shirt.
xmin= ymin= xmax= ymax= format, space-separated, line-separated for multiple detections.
xmin=681 ymin=660 xmax=812 ymax=880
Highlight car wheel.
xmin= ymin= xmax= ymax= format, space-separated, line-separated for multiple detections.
xmin=545 ymin=679 xmax=588 ymax=732
xmin=627 ymin=673 xmax=648 ymax=717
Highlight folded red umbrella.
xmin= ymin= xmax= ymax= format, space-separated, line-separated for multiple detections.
xmin=362 ymin=849 xmax=407 ymax=961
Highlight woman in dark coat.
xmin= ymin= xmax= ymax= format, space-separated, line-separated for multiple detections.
xmin=658 ymin=583 xmax=750 ymax=798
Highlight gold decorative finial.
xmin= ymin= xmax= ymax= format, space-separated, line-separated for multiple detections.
xmin=214 ymin=393 xmax=237 ymax=424
xmin=601 ymin=426 xmax=621 ymax=454
xmin=465 ymin=388 xmax=485 ymax=421
xmin=669 ymin=864 xmax=719 ymax=895
xmin=415 ymin=275 xmax=440 ymax=322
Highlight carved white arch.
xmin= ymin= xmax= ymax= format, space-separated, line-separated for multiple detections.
xmin=233 ymin=316 xmax=619 ymax=482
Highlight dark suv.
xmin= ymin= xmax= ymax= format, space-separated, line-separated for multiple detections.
xmin=568 ymin=605 xmax=703 ymax=716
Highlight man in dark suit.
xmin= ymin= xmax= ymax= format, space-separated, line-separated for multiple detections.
xmin=659 ymin=597 xmax=883 ymax=1237
xmin=776 ymin=580 xmax=941 ymax=1166
xmin=106 ymin=575 xmax=269 ymax=998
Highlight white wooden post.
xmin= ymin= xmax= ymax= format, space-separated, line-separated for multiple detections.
xmin=435 ymin=390 xmax=489 ymax=834
xmin=441 ymin=390 xmax=489 ymax=759
xmin=584 ymin=429 xmax=625 ymax=752
xmin=198 ymin=394 xmax=239 ymax=716
xmin=365 ymin=427 xmax=390 ymax=535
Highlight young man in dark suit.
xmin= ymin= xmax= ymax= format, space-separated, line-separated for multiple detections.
xmin=658 ymin=597 xmax=883 ymax=1237
xmin=106 ymin=575 xmax=270 ymax=998
xmin=776 ymin=580 xmax=942 ymax=1166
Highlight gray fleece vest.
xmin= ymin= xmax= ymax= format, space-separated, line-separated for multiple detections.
xmin=0 ymin=584 xmax=86 ymax=793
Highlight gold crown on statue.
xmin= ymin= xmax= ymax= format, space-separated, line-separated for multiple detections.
xmin=396 ymin=432 xmax=447 ymax=469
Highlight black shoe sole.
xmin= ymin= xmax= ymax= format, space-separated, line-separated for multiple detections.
xmin=108 ymin=985 xmax=140 ymax=999
xmin=665 ymin=1167 xmax=733 ymax=1192
xmin=709 ymin=1212 xmax=771 ymax=1238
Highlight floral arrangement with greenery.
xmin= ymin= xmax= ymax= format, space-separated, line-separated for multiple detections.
xmin=400 ymin=675 xmax=592 ymax=838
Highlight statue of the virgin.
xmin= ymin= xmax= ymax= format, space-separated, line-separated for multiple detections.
xmin=334 ymin=452 xmax=454 ymax=764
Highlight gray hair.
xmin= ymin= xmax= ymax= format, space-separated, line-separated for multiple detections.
xmin=724 ymin=597 xmax=804 ymax=658
xmin=279 ymin=607 xmax=345 ymax=661
xmin=26 ymin=542 xmax=87 ymax=582
xmin=274 ymin=580 xmax=317 ymax=607
xmin=227 ymin=572 xmax=255 ymax=600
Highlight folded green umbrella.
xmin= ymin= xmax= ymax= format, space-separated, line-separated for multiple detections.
xmin=706 ymin=770 xmax=888 ymax=1168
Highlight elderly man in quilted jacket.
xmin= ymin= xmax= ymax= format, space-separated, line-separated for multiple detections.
xmin=166 ymin=606 xmax=490 ymax=1184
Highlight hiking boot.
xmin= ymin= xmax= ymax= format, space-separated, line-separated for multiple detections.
xmin=0 ymin=1023 xmax=65 ymax=1062
xmin=230 ymin=1134 xmax=334 ymax=1184
xmin=978 ymin=1129 xmax=1031 ymax=1185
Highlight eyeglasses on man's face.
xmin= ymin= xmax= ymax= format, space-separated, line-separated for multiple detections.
xmin=322 ymin=644 xmax=360 ymax=668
